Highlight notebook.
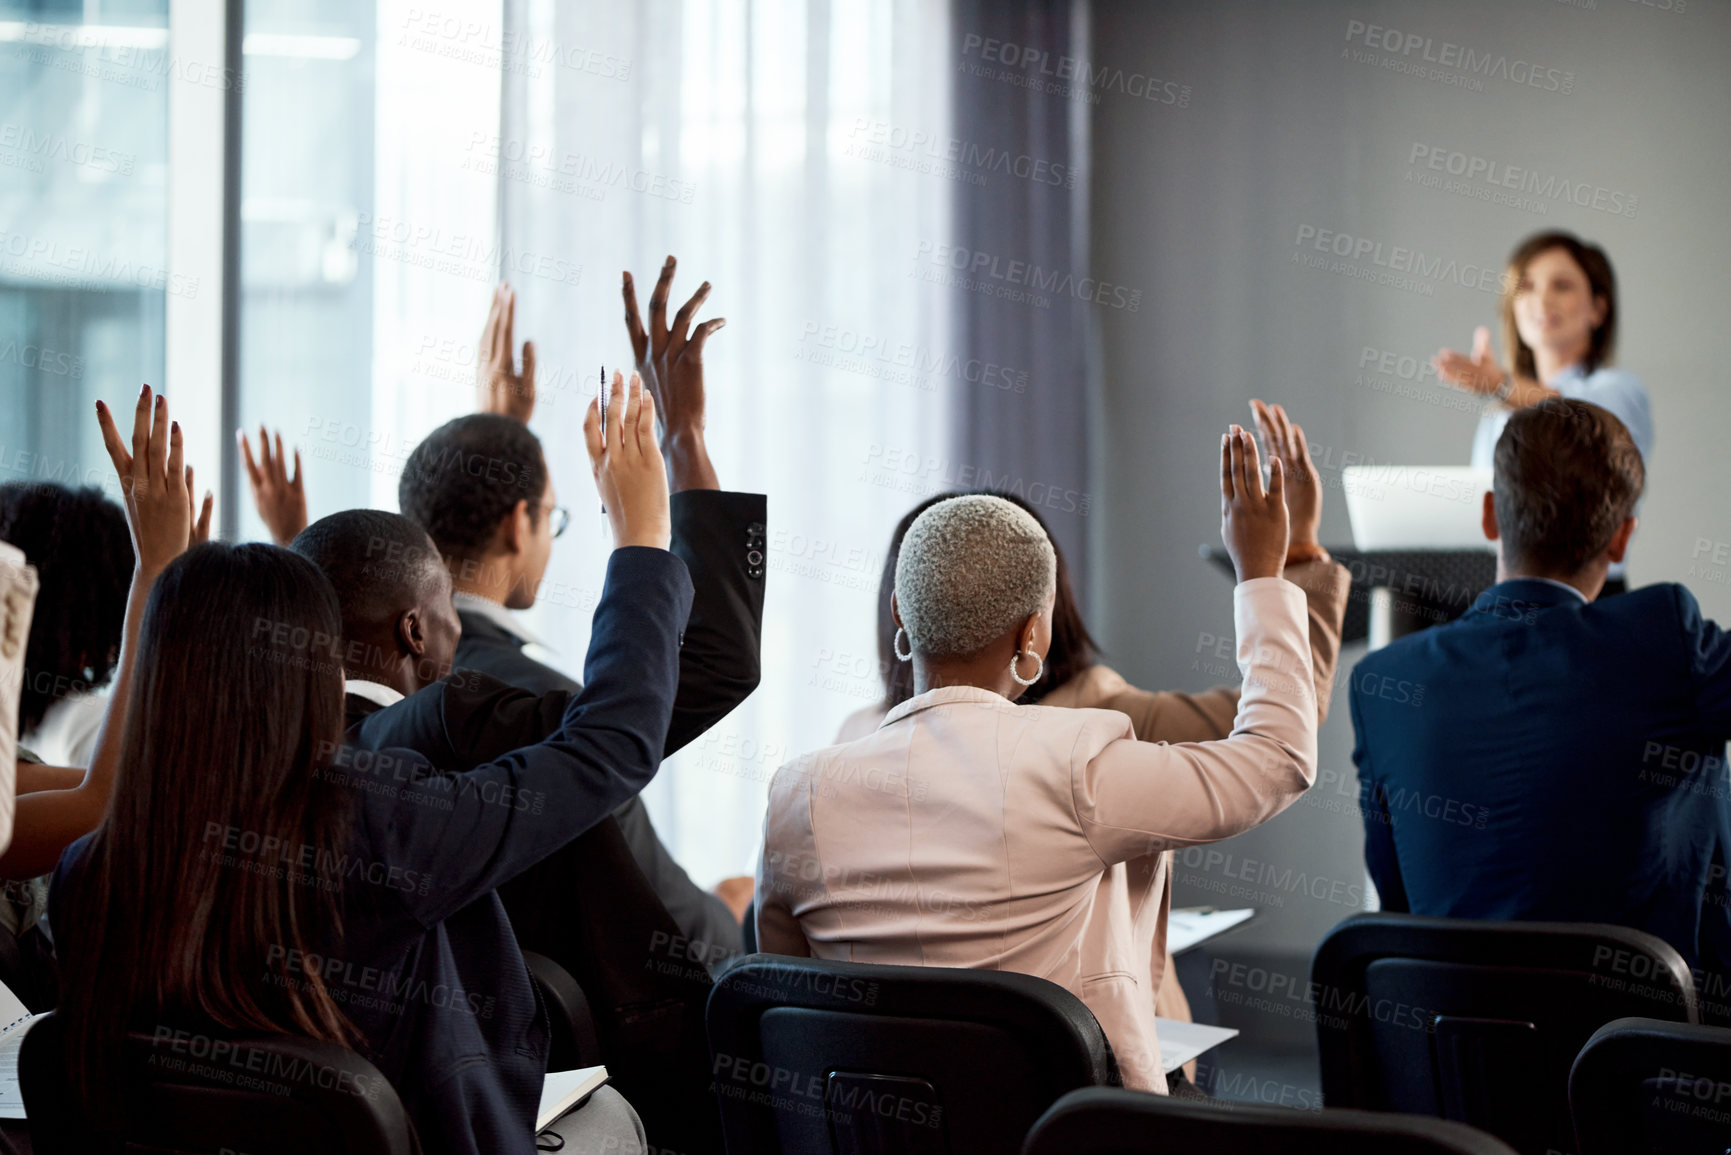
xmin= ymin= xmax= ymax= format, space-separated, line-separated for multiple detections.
xmin=0 ymin=979 xmax=48 ymax=1119
xmin=1166 ymin=907 xmax=1255 ymax=954
xmin=537 ymin=1065 xmax=609 ymax=1131
xmin=1155 ymin=1018 xmax=1238 ymax=1073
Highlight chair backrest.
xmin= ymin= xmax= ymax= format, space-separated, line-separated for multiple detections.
xmin=1023 ymin=1086 xmax=1523 ymax=1155
xmin=1569 ymin=1016 xmax=1731 ymax=1155
xmin=523 ymin=949 xmax=603 ymax=1071
xmin=20 ymin=1011 xmax=418 ymax=1155
xmin=706 ymin=953 xmax=1116 ymax=1155
xmin=1312 ymin=913 xmax=1696 ymax=1155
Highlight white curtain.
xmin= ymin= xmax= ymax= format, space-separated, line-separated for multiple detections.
xmin=475 ymin=0 xmax=956 ymax=885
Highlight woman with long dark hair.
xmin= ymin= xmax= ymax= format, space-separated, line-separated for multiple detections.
xmin=1433 ymin=231 xmax=1652 ymax=592
xmin=50 ymin=377 xmax=687 ymax=1154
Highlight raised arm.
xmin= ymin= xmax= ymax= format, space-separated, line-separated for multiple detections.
xmin=239 ymin=426 xmax=306 ymax=546
xmin=360 ymin=374 xmax=694 ymax=924
xmin=2 ymin=388 xmax=199 ymax=879
xmin=623 ymin=256 xmax=725 ymax=493
xmin=1075 ymin=426 xmax=1317 ymax=862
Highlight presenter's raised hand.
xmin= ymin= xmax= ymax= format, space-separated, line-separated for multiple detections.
xmin=622 ymin=256 xmax=723 ymax=491
xmin=239 ymin=427 xmax=307 ymax=546
xmin=1220 ymin=424 xmax=1287 ymax=583
xmin=584 ymin=371 xmax=671 ymax=551
xmin=96 ymin=386 xmax=195 ymax=578
xmin=1251 ymin=400 xmax=1320 ymax=550
xmin=1433 ymin=326 xmax=1507 ymax=396
xmin=477 ymin=282 xmax=537 ymax=422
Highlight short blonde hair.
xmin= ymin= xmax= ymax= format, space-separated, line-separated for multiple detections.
xmin=894 ymin=495 xmax=1056 ymax=657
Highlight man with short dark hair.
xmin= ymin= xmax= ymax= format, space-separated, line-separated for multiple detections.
xmin=1351 ymin=398 xmax=1731 ymax=981
xmin=397 ymin=261 xmax=762 ymax=962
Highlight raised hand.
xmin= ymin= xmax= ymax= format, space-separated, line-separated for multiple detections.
xmin=584 ymin=371 xmax=671 ymax=551
xmin=1251 ymin=400 xmax=1320 ymax=550
xmin=622 ymin=256 xmax=723 ymax=491
xmin=238 ymin=427 xmax=307 ymax=546
xmin=1433 ymin=326 xmax=1507 ymax=396
xmin=185 ymin=465 xmax=214 ymax=545
xmin=477 ymin=282 xmax=537 ymax=422
xmin=96 ymin=386 xmax=195 ymax=578
xmin=1220 ymin=424 xmax=1288 ymax=584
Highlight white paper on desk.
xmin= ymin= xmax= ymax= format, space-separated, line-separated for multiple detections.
xmin=0 ymin=978 xmax=46 ymax=1120
xmin=1155 ymin=1018 xmax=1238 ymax=1073
xmin=538 ymin=1065 xmax=608 ymax=1131
xmin=1166 ymin=907 xmax=1254 ymax=954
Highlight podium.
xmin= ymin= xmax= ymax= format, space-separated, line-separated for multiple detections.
xmin=1202 ymin=547 xmax=1497 ymax=645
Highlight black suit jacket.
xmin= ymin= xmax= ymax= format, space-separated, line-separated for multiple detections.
xmin=452 ymin=489 xmax=765 ymax=956
xmin=58 ymin=548 xmax=693 ymax=1155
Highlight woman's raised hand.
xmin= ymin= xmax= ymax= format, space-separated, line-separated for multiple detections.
xmin=1433 ymin=326 xmax=1508 ymax=396
xmin=1220 ymin=424 xmax=1288 ymax=584
xmin=96 ymin=386 xmax=204 ymax=578
xmin=584 ymin=371 xmax=671 ymax=551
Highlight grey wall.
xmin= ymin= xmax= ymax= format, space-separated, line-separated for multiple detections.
xmin=1088 ymin=0 xmax=1731 ymax=965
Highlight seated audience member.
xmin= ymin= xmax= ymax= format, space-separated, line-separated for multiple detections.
xmin=0 ymin=482 xmax=134 ymax=767
xmin=289 ymin=474 xmax=748 ymax=1151
xmin=757 ymin=430 xmax=1319 ymax=1093
xmin=51 ymin=381 xmax=683 ymax=1154
xmin=834 ymin=402 xmax=1348 ymax=1040
xmin=397 ymin=262 xmax=760 ymax=953
xmin=1351 ymin=400 xmax=1731 ymax=987
xmin=0 ymin=483 xmax=209 ymax=884
xmin=0 ymin=542 xmax=38 ymax=854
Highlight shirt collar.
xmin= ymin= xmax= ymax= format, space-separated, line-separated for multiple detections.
xmin=451 ymin=590 xmax=547 ymax=649
xmin=344 ymin=678 xmax=406 ymax=709
xmin=1471 ymin=577 xmax=1590 ymax=616
xmin=1521 ymin=576 xmax=1590 ymax=603
xmin=882 ymin=684 xmax=1015 ymax=728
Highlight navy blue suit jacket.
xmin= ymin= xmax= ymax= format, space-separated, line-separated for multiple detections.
xmin=1351 ymin=578 xmax=1731 ymax=971
xmin=51 ymin=547 xmax=693 ymax=1155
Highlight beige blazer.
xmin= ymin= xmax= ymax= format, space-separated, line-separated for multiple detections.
xmin=758 ymin=577 xmax=1318 ymax=1092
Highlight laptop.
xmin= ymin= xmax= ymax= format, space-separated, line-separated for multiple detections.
xmin=1342 ymin=465 xmax=1494 ymax=551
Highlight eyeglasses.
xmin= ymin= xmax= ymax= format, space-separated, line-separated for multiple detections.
xmin=547 ymin=504 xmax=571 ymax=539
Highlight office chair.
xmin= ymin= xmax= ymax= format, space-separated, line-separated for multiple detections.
xmin=1312 ymin=912 xmax=1696 ymax=1155
xmin=19 ymin=1010 xmax=419 ymax=1154
xmin=706 ymin=953 xmax=1117 ymax=1155
xmin=523 ymin=949 xmax=603 ymax=1070
xmin=1569 ymin=1015 xmax=1731 ymax=1154
xmin=1023 ymin=1086 xmax=1523 ymax=1154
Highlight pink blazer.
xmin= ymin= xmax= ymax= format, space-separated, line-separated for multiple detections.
xmin=756 ymin=577 xmax=1318 ymax=1092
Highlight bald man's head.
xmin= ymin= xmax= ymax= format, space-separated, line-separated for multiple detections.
xmin=290 ymin=509 xmax=462 ymax=695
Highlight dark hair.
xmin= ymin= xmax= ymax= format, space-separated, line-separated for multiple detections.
xmin=291 ymin=509 xmax=446 ymax=628
xmin=1492 ymin=399 xmax=1645 ymax=577
xmin=1500 ymin=231 xmax=1617 ymax=380
xmin=58 ymin=543 xmax=356 ymax=1121
xmin=0 ymin=482 xmax=133 ymax=734
xmin=876 ymin=492 xmax=1097 ymax=709
xmin=397 ymin=414 xmax=547 ymax=558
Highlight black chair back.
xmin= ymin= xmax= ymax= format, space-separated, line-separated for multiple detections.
xmin=20 ymin=1011 xmax=418 ymax=1154
xmin=1569 ymin=1016 xmax=1731 ymax=1155
xmin=706 ymin=953 xmax=1116 ymax=1155
xmin=1023 ymin=1086 xmax=1523 ymax=1154
xmin=523 ymin=949 xmax=603 ymax=1071
xmin=1312 ymin=913 xmax=1696 ymax=1155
